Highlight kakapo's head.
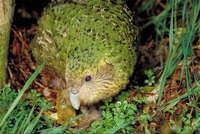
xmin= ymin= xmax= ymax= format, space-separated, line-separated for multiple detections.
xmin=65 ymin=59 xmax=126 ymax=110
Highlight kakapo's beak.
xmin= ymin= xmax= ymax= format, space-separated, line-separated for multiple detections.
xmin=69 ymin=90 xmax=80 ymax=110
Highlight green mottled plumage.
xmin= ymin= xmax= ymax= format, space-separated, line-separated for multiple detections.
xmin=31 ymin=0 xmax=137 ymax=108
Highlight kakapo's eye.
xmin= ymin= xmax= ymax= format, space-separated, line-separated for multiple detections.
xmin=85 ymin=75 xmax=92 ymax=82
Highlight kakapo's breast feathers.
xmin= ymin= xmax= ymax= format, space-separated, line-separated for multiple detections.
xmin=31 ymin=0 xmax=138 ymax=83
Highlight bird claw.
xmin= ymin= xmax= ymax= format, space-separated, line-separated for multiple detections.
xmin=50 ymin=76 xmax=66 ymax=89
xmin=79 ymin=105 xmax=101 ymax=129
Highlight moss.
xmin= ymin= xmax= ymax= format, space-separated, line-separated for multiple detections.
xmin=0 ymin=23 xmax=10 ymax=88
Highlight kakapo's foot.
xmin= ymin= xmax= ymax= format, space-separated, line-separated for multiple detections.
xmin=79 ymin=106 xmax=101 ymax=129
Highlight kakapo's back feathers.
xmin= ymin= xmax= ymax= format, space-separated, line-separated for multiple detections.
xmin=31 ymin=0 xmax=138 ymax=86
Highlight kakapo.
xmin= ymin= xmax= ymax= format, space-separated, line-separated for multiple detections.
xmin=31 ymin=0 xmax=138 ymax=127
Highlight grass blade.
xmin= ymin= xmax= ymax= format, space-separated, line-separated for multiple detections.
xmin=102 ymin=122 xmax=130 ymax=134
xmin=0 ymin=61 xmax=45 ymax=127
xmin=39 ymin=125 xmax=66 ymax=134
xmin=23 ymin=108 xmax=44 ymax=134
xmin=11 ymin=112 xmax=25 ymax=134
xmin=21 ymin=104 xmax=37 ymax=133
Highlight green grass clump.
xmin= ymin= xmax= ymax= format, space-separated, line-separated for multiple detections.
xmin=0 ymin=85 xmax=52 ymax=133
xmin=142 ymin=0 xmax=200 ymax=133
xmin=176 ymin=113 xmax=200 ymax=134
xmin=83 ymin=91 xmax=152 ymax=133
xmin=0 ymin=61 xmax=53 ymax=133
